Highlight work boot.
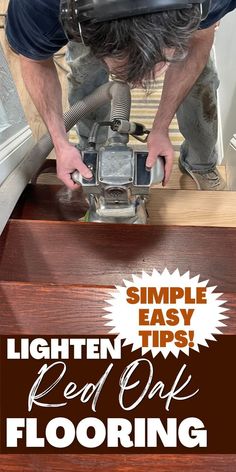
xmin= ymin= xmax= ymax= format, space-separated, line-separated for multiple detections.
xmin=178 ymin=160 xmax=227 ymax=191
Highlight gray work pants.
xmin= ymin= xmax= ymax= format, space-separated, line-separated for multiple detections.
xmin=66 ymin=42 xmax=220 ymax=171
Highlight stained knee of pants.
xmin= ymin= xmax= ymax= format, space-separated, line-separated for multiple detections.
xmin=66 ymin=41 xmax=111 ymax=147
xmin=176 ymin=57 xmax=220 ymax=171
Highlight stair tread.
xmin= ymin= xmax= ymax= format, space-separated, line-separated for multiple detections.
xmin=11 ymin=184 xmax=88 ymax=221
xmin=0 ymin=454 xmax=235 ymax=472
xmin=0 ymin=280 xmax=235 ymax=335
xmin=10 ymin=185 xmax=236 ymax=228
xmin=1 ymin=220 xmax=236 ymax=290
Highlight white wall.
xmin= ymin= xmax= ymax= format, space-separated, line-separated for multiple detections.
xmin=0 ymin=43 xmax=35 ymax=234
xmin=215 ymin=10 xmax=236 ymax=156
xmin=0 ymin=43 xmax=33 ymax=186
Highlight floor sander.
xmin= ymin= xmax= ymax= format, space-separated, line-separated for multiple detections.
xmin=70 ymin=81 xmax=165 ymax=224
xmin=31 ymin=80 xmax=164 ymax=224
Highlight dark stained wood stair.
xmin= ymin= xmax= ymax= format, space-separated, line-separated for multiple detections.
xmin=1 ymin=218 xmax=236 ymax=289
xmin=1 ymin=182 xmax=236 ymax=471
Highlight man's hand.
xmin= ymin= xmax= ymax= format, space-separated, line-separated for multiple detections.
xmin=146 ymin=128 xmax=174 ymax=186
xmin=56 ymin=142 xmax=92 ymax=189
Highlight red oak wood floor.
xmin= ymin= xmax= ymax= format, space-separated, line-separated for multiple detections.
xmin=0 ymin=216 xmax=236 ymax=471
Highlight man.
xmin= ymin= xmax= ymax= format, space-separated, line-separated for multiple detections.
xmin=5 ymin=0 xmax=236 ymax=190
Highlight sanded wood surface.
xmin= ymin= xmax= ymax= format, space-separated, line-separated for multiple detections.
xmin=0 ymin=282 xmax=234 ymax=335
xmin=11 ymin=184 xmax=236 ymax=227
xmin=147 ymin=188 xmax=236 ymax=227
xmin=156 ymin=165 xmax=227 ymax=190
xmin=1 ymin=220 xmax=236 ymax=291
xmin=12 ymin=180 xmax=235 ymax=228
xmin=0 ymin=454 xmax=235 ymax=471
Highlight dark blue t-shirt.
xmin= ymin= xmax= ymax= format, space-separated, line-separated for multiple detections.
xmin=200 ymin=0 xmax=236 ymax=28
xmin=6 ymin=0 xmax=67 ymax=60
xmin=6 ymin=0 xmax=236 ymax=60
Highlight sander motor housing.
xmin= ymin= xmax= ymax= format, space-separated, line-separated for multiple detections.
xmin=72 ymin=144 xmax=165 ymax=222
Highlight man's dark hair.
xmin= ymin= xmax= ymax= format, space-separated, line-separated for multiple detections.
xmin=81 ymin=6 xmax=201 ymax=86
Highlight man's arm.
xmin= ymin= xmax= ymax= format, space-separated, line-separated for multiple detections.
xmin=146 ymin=25 xmax=216 ymax=185
xmin=20 ymin=55 xmax=92 ymax=188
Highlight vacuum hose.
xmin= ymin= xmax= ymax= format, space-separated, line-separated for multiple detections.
xmin=34 ymin=80 xmax=131 ymax=170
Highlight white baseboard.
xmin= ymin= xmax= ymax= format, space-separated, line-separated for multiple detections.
xmin=225 ymin=135 xmax=236 ymax=190
xmin=217 ymin=99 xmax=224 ymax=164
xmin=0 ymin=126 xmax=34 ymax=186
xmin=211 ymin=46 xmax=224 ymax=164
